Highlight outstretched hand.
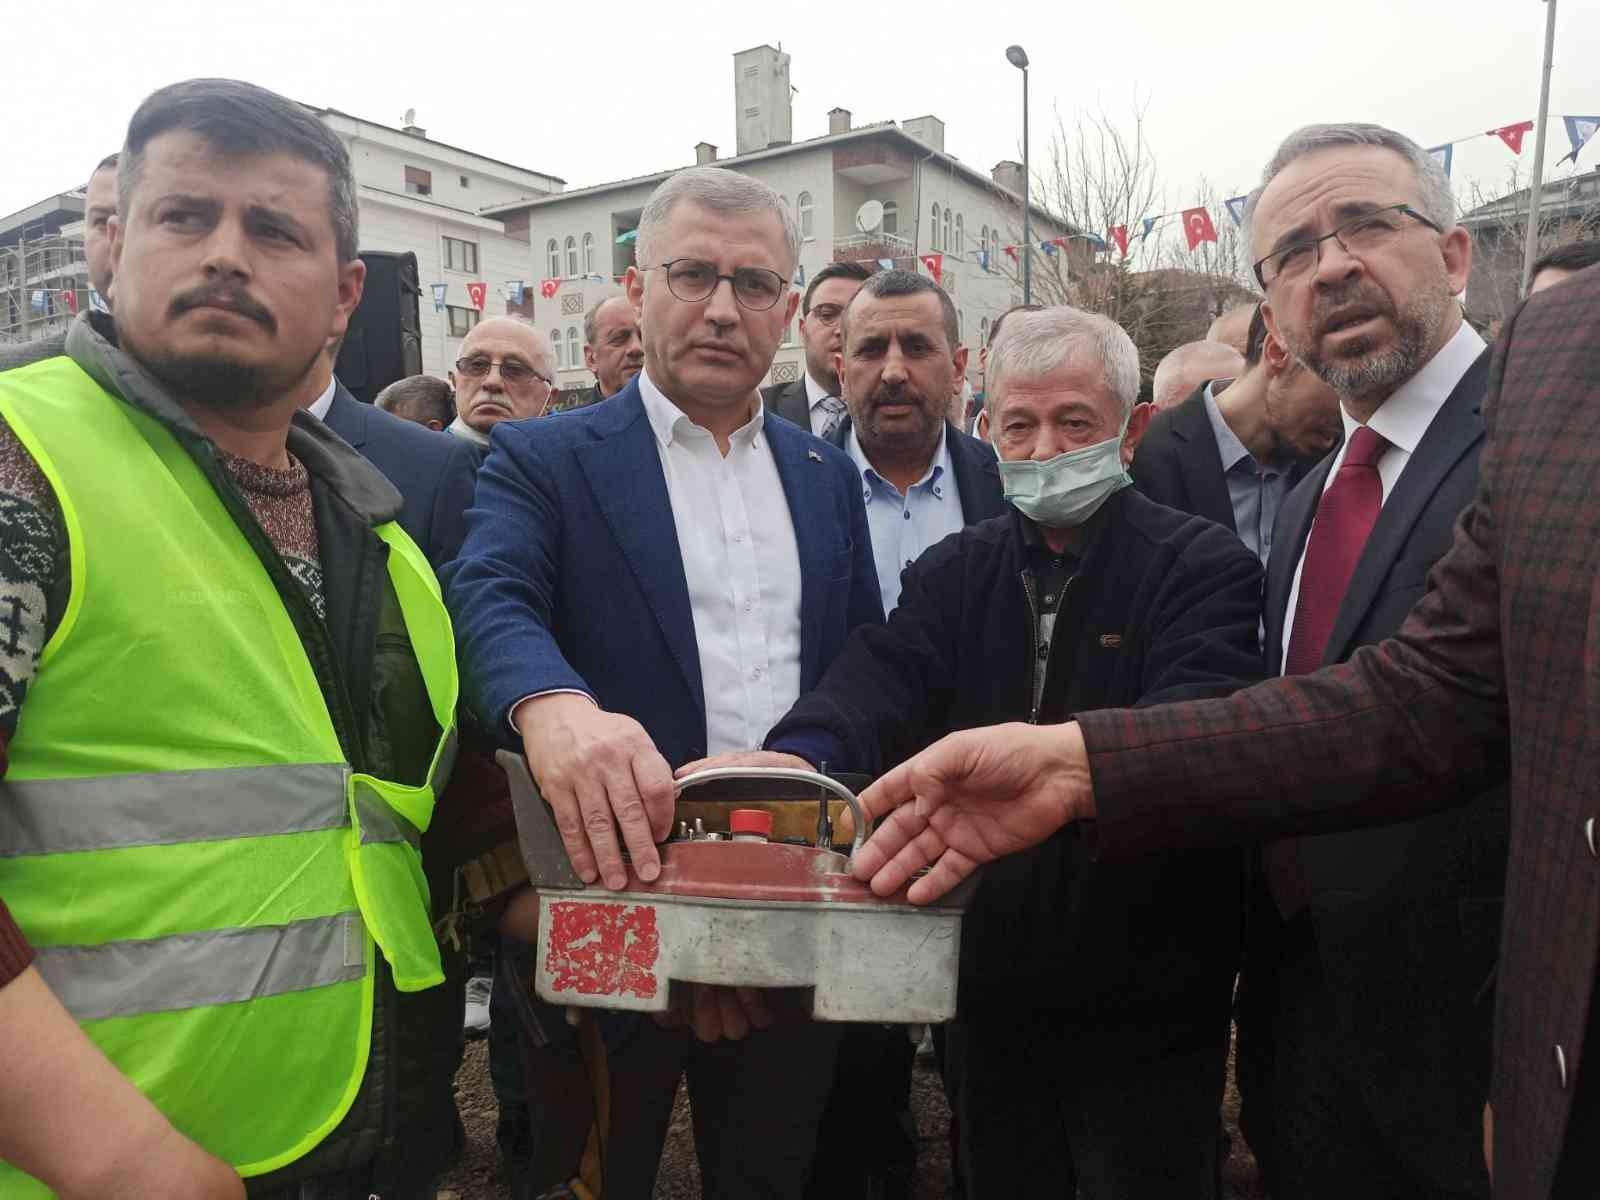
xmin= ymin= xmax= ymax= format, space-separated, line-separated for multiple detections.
xmin=849 ymin=721 xmax=1096 ymax=904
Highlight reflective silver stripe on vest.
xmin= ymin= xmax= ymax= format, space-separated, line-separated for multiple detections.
xmin=34 ymin=912 xmax=367 ymax=1022
xmin=354 ymin=779 xmax=422 ymax=848
xmin=0 ymin=763 xmax=350 ymax=858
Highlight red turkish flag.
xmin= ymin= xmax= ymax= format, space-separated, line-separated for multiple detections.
xmin=1490 ymin=121 xmax=1535 ymax=155
xmin=919 ymin=253 xmax=943 ymax=284
xmin=59 ymin=287 xmax=78 ymax=314
xmin=1109 ymin=226 xmax=1129 ymax=257
xmin=466 ymin=281 xmax=488 ymax=311
xmin=1003 ymin=244 xmax=1018 ymax=262
xmin=540 ymin=279 xmax=560 ymax=300
xmin=1181 ymin=207 xmax=1218 ymax=251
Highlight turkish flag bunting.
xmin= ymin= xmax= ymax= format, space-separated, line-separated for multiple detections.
xmin=919 ymin=253 xmax=943 ymax=284
xmin=540 ymin=279 xmax=561 ymax=300
xmin=1003 ymin=244 xmax=1018 ymax=261
xmin=1109 ymin=226 xmax=1129 ymax=257
xmin=1182 ymin=207 xmax=1218 ymax=251
xmin=1490 ymin=121 xmax=1535 ymax=155
xmin=60 ymin=288 xmax=78 ymax=315
xmin=466 ymin=281 xmax=488 ymax=311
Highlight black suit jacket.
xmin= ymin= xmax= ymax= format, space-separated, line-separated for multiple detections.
xmin=1131 ymin=381 xmax=1320 ymax=536
xmin=761 ymin=378 xmax=811 ymax=431
xmin=827 ymin=415 xmax=1008 ymax=526
xmin=322 ymin=383 xmax=482 ymax=568
xmin=1266 ymin=348 xmax=1508 ymax=1164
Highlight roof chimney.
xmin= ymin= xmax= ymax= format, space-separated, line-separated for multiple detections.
xmin=695 ymin=141 xmax=719 ymax=165
xmin=828 ymin=107 xmax=852 ymax=135
xmin=733 ymin=45 xmax=794 ymax=155
xmin=902 ymin=115 xmax=945 ymax=153
xmin=992 ymin=160 xmax=1025 ymax=196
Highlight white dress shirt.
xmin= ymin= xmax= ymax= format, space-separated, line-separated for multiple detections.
xmin=1280 ymin=321 xmax=1486 ymax=673
xmin=306 ymin=377 xmax=336 ymax=422
xmin=846 ymin=423 xmax=965 ymax=615
xmin=640 ymin=370 xmax=803 ymax=756
xmin=803 ymin=372 xmax=835 ymax=437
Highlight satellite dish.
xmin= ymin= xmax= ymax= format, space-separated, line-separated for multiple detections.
xmin=403 ymin=107 xmax=416 ymax=126
xmin=855 ymin=200 xmax=885 ymax=234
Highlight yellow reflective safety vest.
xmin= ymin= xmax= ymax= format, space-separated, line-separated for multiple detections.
xmin=0 ymin=355 xmax=459 ymax=1193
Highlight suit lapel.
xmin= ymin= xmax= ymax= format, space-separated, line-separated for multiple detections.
xmin=1264 ymin=451 xmax=1336 ymax=671
xmin=766 ymin=416 xmax=826 ymax=686
xmin=324 ymin=385 xmax=370 ymax=449
xmin=1172 ymin=392 xmax=1237 ymax=532
xmin=1321 ymin=351 xmax=1489 ymax=665
xmin=945 ymin=420 xmax=1004 ymax=524
xmin=777 ymin=380 xmax=810 ymax=429
xmin=572 ymin=387 xmax=703 ymax=710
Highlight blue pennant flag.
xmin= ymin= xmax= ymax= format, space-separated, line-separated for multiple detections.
xmin=977 ymin=249 xmax=990 ymax=272
xmin=876 ymin=257 xmax=894 ymax=270
xmin=1039 ymin=239 xmax=1058 ymax=256
xmin=431 ymin=283 xmax=447 ymax=312
xmin=1426 ymin=143 xmax=1454 ymax=180
xmin=1559 ymin=115 xmax=1600 ymax=166
xmin=793 ymin=264 xmax=805 ymax=287
xmin=1140 ymin=217 xmax=1160 ymax=241
xmin=1224 ymin=196 xmax=1248 ymax=227
xmin=30 ymin=289 xmax=47 ymax=313
xmin=508 ymin=281 xmax=525 ymax=305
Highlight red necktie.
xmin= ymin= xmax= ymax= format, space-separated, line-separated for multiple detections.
xmin=1267 ymin=424 xmax=1387 ymax=918
xmin=1285 ymin=425 xmax=1388 ymax=675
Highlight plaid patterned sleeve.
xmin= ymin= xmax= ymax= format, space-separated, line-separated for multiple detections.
xmin=0 ymin=897 xmax=31 ymax=987
xmin=1080 ymin=486 xmax=1510 ymax=859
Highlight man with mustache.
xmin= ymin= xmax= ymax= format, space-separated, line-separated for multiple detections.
xmin=446 ymin=316 xmax=557 ymax=453
xmin=0 ymin=78 xmax=461 ymax=1198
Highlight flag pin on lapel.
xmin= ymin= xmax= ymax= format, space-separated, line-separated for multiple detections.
xmin=807 ymin=449 xmax=823 ymax=463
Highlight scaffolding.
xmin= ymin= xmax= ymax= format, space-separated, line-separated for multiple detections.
xmin=0 ymin=231 xmax=88 ymax=344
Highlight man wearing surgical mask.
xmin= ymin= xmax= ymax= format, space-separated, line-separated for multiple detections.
xmin=708 ymin=305 xmax=1264 ymax=1197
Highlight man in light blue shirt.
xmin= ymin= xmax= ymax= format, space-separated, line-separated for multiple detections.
xmin=828 ymin=269 xmax=1008 ymax=613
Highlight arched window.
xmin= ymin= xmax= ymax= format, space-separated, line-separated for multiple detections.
xmin=980 ymin=224 xmax=989 ymax=256
xmin=547 ymin=238 xmax=560 ymax=279
xmin=550 ymin=328 xmax=564 ymax=368
xmin=955 ymin=214 xmax=964 ymax=255
xmin=797 ymin=191 xmax=814 ymax=240
xmin=565 ymin=236 xmax=578 ymax=277
xmin=582 ymin=232 xmax=596 ymax=275
xmin=979 ymin=316 xmax=989 ymax=347
xmin=930 ymin=203 xmax=941 ymax=250
xmin=566 ymin=326 xmax=581 ymax=368
xmin=943 ymin=208 xmax=952 ymax=255
xmin=957 ymin=310 xmax=964 ymax=342
xmin=883 ymin=200 xmax=899 ymax=236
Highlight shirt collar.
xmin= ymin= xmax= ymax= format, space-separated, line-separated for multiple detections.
xmin=447 ymin=415 xmax=490 ymax=447
xmin=803 ymin=372 xmax=833 ymax=409
xmin=1348 ymin=320 xmax=1486 ymax=455
xmin=639 ymin=368 xmax=764 ymax=448
xmin=1201 ymin=381 xmax=1253 ymax=473
xmin=846 ymin=421 xmax=950 ymax=493
xmin=306 ymin=376 xmax=337 ymax=423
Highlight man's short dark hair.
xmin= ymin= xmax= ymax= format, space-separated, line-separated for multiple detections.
xmin=988 ymin=303 xmax=1043 ymax=347
xmin=802 ymin=259 xmax=871 ymax=315
xmin=584 ymin=294 xmax=631 ymax=347
xmin=374 ymin=374 xmax=454 ymax=426
xmin=120 ymin=78 xmax=359 ymax=263
xmin=1244 ymin=304 xmax=1269 ymax=367
xmin=840 ymin=268 xmax=960 ymax=351
xmin=1531 ymin=240 xmax=1600 ymax=280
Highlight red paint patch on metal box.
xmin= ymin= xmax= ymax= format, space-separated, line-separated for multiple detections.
xmin=545 ymin=901 xmax=661 ymax=999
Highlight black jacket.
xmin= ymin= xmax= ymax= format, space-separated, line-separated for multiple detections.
xmin=1131 ymin=381 xmax=1321 ymax=534
xmin=762 ymin=377 xmax=811 ymax=430
xmin=769 ymin=487 xmax=1263 ymax=1039
xmin=826 ymin=414 xmax=1008 ymax=526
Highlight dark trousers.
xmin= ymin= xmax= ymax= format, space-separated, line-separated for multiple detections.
xmin=1239 ymin=912 xmax=1491 ymax=1200
xmin=948 ymin=1013 xmax=1226 ymax=1199
xmin=804 ymin=1024 xmax=918 ymax=1199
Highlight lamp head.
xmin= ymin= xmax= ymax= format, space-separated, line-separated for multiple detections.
xmin=1005 ymin=45 xmax=1029 ymax=69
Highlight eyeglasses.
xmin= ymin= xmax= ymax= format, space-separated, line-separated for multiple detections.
xmin=805 ymin=303 xmax=847 ymax=326
xmin=1253 ymin=204 xmax=1443 ymax=288
xmin=642 ymin=258 xmax=788 ymax=311
xmin=454 ymin=355 xmax=552 ymax=387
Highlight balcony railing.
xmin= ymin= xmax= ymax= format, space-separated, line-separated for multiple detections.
xmin=833 ymin=232 xmax=915 ymax=261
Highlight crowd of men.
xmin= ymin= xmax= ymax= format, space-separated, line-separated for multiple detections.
xmin=1 ymin=72 xmax=1599 ymax=1200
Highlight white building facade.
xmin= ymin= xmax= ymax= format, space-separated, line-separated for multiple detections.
xmin=486 ymin=45 xmax=1080 ymax=399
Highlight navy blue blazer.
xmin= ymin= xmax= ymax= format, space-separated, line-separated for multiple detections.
xmin=321 ymin=382 xmax=481 ymax=567
xmin=443 ymin=377 xmax=884 ymax=765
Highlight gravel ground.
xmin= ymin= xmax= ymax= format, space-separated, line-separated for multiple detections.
xmin=439 ymin=1027 xmax=1268 ymax=1199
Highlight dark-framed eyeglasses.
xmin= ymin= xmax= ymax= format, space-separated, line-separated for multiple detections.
xmin=642 ymin=258 xmax=788 ymax=311
xmin=1253 ymin=204 xmax=1444 ymax=288
xmin=804 ymin=302 xmax=847 ymax=326
xmin=454 ymin=355 xmax=553 ymax=387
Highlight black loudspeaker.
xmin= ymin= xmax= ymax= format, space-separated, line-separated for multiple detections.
xmin=335 ymin=250 xmax=422 ymax=403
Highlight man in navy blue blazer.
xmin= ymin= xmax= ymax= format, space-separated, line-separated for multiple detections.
xmin=444 ymin=166 xmax=881 ymax=1199
xmin=301 ymin=343 xmax=481 ymax=567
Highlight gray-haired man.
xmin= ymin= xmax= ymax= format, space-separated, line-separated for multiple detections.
xmin=580 ymin=294 xmax=643 ymax=405
xmin=719 ymin=306 xmax=1262 ymax=1197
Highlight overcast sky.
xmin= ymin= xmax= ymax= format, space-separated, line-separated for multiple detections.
xmin=7 ymin=0 xmax=1595 ymax=228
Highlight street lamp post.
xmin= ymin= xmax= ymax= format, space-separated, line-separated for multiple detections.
xmin=1005 ymin=44 xmax=1030 ymax=304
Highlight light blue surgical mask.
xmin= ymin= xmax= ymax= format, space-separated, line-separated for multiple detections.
xmin=992 ymin=418 xmax=1132 ymax=528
